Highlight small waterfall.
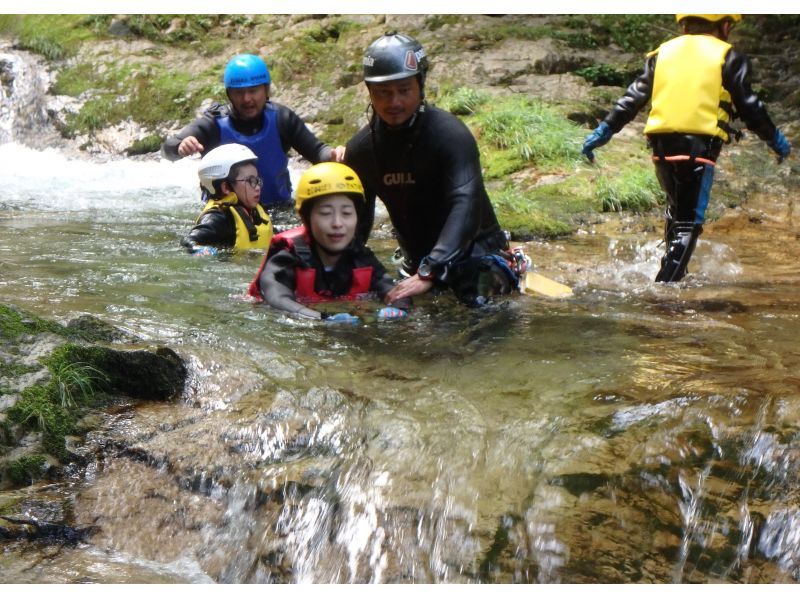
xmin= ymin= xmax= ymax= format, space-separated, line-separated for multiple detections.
xmin=0 ymin=43 xmax=52 ymax=146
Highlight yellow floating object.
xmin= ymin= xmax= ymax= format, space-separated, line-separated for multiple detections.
xmin=524 ymin=271 xmax=573 ymax=299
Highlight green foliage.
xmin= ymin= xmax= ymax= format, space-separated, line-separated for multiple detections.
xmin=575 ymin=64 xmax=636 ymax=87
xmin=596 ymin=165 xmax=662 ymax=213
xmin=124 ymin=15 xmax=222 ymax=44
xmin=472 ymin=97 xmax=583 ymax=170
xmin=435 ymin=87 xmax=490 ymax=116
xmin=60 ymin=66 xmax=219 ymax=136
xmin=0 ymin=15 xmax=101 ymax=60
xmin=5 ymin=455 xmax=48 ymax=486
xmin=558 ymin=15 xmax=674 ymax=53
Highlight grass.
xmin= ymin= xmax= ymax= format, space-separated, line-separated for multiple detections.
xmin=0 ymin=15 xmax=103 ymax=60
xmin=434 ymin=86 xmax=490 ymax=116
xmin=48 ymin=360 xmax=109 ymax=410
xmin=470 ymin=96 xmax=584 ymax=175
xmin=596 ymin=165 xmax=662 ymax=213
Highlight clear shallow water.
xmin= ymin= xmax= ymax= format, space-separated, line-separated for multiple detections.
xmin=1 ymin=143 xmax=800 ymax=583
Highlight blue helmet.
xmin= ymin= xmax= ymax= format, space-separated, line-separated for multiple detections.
xmin=223 ymin=54 xmax=271 ymax=89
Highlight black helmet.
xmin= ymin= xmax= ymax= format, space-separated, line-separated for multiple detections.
xmin=363 ymin=31 xmax=428 ymax=85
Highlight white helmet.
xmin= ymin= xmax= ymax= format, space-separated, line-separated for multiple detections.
xmin=198 ymin=143 xmax=258 ymax=194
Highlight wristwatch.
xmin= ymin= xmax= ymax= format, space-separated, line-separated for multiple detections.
xmin=417 ymin=260 xmax=435 ymax=281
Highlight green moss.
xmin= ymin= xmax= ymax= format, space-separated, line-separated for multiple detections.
xmin=7 ymin=384 xmax=72 ymax=460
xmin=0 ymin=361 xmax=38 ymax=380
xmin=0 ymin=305 xmax=66 ymax=342
xmin=127 ymin=134 xmax=164 ymax=156
xmin=492 ymin=182 xmax=593 ymax=240
xmin=5 ymin=454 xmax=48 ymax=487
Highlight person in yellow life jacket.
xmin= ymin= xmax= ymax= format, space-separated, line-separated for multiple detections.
xmin=248 ymin=162 xmax=410 ymax=323
xmin=181 ymin=143 xmax=273 ymax=255
xmin=582 ymin=14 xmax=792 ymax=283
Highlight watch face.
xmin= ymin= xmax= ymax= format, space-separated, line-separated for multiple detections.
xmin=417 ymin=263 xmax=432 ymax=279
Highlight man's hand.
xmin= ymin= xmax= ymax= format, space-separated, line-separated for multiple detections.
xmin=330 ymin=145 xmax=346 ymax=162
xmin=178 ymin=136 xmax=205 ymax=157
xmin=385 ymin=274 xmax=434 ymax=304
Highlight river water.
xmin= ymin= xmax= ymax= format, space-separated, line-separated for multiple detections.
xmin=2 ymin=56 xmax=800 ymax=584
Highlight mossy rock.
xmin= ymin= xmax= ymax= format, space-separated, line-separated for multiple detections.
xmin=64 ymin=314 xmax=137 ymax=343
xmin=48 ymin=344 xmax=186 ymax=401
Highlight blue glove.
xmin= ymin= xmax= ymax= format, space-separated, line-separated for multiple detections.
xmin=376 ymin=307 xmax=409 ymax=321
xmin=581 ymin=121 xmax=614 ymax=162
xmin=324 ymin=313 xmax=360 ymax=325
xmin=768 ymin=129 xmax=791 ymax=163
xmin=192 ymin=246 xmax=219 ymax=257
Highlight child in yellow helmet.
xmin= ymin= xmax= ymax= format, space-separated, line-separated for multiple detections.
xmin=582 ymin=14 xmax=791 ymax=283
xmin=248 ymin=162 xmax=410 ymax=323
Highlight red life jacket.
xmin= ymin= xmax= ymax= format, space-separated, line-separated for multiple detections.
xmin=247 ymin=226 xmax=373 ymax=302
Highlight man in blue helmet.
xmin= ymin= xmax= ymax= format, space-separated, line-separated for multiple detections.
xmin=162 ymin=54 xmax=344 ymax=209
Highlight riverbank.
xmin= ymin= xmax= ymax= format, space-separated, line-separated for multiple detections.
xmin=2 ymin=14 xmax=797 ymax=239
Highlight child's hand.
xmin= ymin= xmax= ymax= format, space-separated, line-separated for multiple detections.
xmin=376 ymin=307 xmax=409 ymax=321
xmin=192 ymin=246 xmax=219 ymax=257
xmin=324 ymin=313 xmax=360 ymax=325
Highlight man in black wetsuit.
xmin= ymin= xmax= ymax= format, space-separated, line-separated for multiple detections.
xmin=161 ymin=53 xmax=344 ymax=210
xmin=344 ymin=32 xmax=518 ymax=306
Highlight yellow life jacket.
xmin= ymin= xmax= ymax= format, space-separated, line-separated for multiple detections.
xmin=644 ymin=35 xmax=734 ymax=141
xmin=199 ymin=193 xmax=273 ymax=252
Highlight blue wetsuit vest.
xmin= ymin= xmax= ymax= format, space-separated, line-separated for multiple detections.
xmin=217 ymin=105 xmax=291 ymax=207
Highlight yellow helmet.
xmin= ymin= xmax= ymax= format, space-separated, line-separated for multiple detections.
xmin=294 ymin=162 xmax=365 ymax=213
xmin=676 ymin=14 xmax=742 ymax=24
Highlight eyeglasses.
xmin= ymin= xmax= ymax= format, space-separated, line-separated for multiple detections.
xmin=233 ymin=176 xmax=263 ymax=190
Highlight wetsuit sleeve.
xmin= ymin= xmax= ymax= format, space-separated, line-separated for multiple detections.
xmin=258 ymin=250 xmax=321 ymax=319
xmin=603 ymin=55 xmax=656 ymax=133
xmin=424 ymin=124 xmax=487 ymax=269
xmin=275 ymin=104 xmax=335 ymax=163
xmin=161 ymin=113 xmax=221 ymax=161
xmin=723 ymin=48 xmax=777 ymax=142
xmin=181 ymin=210 xmax=235 ymax=251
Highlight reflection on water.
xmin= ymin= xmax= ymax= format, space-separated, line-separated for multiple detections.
xmin=1 ymin=146 xmax=800 ymax=582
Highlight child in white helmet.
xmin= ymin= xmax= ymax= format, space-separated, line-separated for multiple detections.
xmin=181 ymin=143 xmax=273 ymax=255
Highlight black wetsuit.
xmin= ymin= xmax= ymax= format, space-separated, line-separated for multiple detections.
xmin=345 ymin=105 xmax=512 ymax=304
xmin=602 ymin=40 xmax=778 ymax=281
